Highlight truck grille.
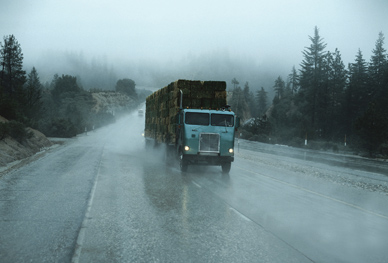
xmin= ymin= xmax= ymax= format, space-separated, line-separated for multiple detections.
xmin=199 ymin=133 xmax=220 ymax=153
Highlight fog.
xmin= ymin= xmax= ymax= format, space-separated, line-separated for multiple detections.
xmin=1 ymin=0 xmax=387 ymax=90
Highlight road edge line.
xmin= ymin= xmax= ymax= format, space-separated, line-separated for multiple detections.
xmin=71 ymin=147 xmax=104 ymax=263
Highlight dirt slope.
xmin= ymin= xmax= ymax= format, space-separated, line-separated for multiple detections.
xmin=0 ymin=116 xmax=53 ymax=167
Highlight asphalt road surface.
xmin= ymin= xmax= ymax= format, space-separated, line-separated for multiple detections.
xmin=1 ymin=111 xmax=388 ymax=263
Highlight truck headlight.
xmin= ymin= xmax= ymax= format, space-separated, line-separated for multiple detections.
xmin=184 ymin=146 xmax=190 ymax=151
xmin=228 ymin=148 xmax=234 ymax=153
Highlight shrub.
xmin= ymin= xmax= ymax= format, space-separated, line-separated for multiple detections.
xmin=287 ymin=137 xmax=303 ymax=148
xmin=50 ymin=118 xmax=78 ymax=138
xmin=8 ymin=121 xmax=33 ymax=142
xmin=0 ymin=121 xmax=33 ymax=143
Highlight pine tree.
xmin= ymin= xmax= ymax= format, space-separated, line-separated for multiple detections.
xmin=243 ymin=82 xmax=255 ymax=118
xmin=328 ymin=49 xmax=347 ymax=138
xmin=0 ymin=35 xmax=26 ymax=98
xmin=354 ymin=32 xmax=388 ymax=152
xmin=368 ymin=32 xmax=388 ymax=119
xmin=287 ymin=66 xmax=299 ymax=94
xmin=368 ymin=32 xmax=387 ymax=100
xmin=256 ymin=87 xmax=268 ymax=116
xmin=0 ymin=35 xmax=26 ymax=120
xmin=243 ymin=82 xmax=250 ymax=101
xmin=231 ymin=78 xmax=239 ymax=90
xmin=229 ymin=78 xmax=248 ymax=120
xmin=317 ymin=51 xmax=332 ymax=134
xmin=229 ymin=86 xmax=247 ymax=120
xmin=273 ymin=76 xmax=285 ymax=100
xmin=346 ymin=49 xmax=369 ymax=135
xmin=24 ymin=67 xmax=43 ymax=122
xmin=52 ymin=74 xmax=81 ymax=102
xmin=298 ymin=26 xmax=327 ymax=132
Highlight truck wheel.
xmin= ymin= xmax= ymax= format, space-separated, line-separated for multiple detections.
xmin=179 ymin=152 xmax=188 ymax=172
xmin=221 ymin=163 xmax=231 ymax=174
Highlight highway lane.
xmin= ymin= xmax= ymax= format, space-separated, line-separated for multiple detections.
xmin=0 ymin=136 xmax=105 ymax=262
xmin=191 ymin=151 xmax=388 ymax=263
xmin=1 ymin=112 xmax=388 ymax=262
xmin=73 ymin=114 xmax=312 ymax=263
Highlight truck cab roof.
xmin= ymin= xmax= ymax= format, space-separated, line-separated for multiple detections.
xmin=182 ymin=108 xmax=234 ymax=115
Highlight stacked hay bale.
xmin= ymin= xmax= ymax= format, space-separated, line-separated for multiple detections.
xmin=145 ymin=80 xmax=227 ymax=144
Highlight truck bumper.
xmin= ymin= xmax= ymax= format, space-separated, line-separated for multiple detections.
xmin=184 ymin=154 xmax=234 ymax=165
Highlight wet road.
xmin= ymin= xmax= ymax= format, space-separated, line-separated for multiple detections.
xmin=1 ymin=112 xmax=388 ymax=263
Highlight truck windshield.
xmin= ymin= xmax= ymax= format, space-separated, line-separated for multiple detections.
xmin=185 ymin=112 xmax=209 ymax=125
xmin=211 ymin=114 xmax=234 ymax=127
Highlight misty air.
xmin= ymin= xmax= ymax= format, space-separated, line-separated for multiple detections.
xmin=1 ymin=1 xmax=388 ymax=262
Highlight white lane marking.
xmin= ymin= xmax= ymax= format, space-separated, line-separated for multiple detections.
xmin=192 ymin=181 xmax=202 ymax=188
xmin=230 ymin=207 xmax=252 ymax=222
xmin=191 ymin=180 xmax=251 ymax=222
xmin=71 ymin=150 xmax=103 ymax=263
xmin=236 ymin=164 xmax=388 ymax=221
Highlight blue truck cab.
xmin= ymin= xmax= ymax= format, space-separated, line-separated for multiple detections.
xmin=176 ymin=108 xmax=239 ymax=173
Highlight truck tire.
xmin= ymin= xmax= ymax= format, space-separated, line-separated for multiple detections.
xmin=179 ymin=151 xmax=188 ymax=172
xmin=221 ymin=162 xmax=231 ymax=174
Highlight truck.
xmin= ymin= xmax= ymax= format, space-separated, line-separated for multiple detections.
xmin=144 ymin=79 xmax=240 ymax=173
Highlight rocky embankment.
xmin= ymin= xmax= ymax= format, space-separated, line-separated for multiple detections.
xmin=0 ymin=116 xmax=53 ymax=170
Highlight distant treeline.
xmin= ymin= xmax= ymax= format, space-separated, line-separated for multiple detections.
xmin=228 ymin=27 xmax=388 ymax=156
xmin=1 ymin=27 xmax=387 ymax=156
xmin=0 ymin=35 xmax=143 ymax=138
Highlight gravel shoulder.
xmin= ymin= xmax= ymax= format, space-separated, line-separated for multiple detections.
xmin=236 ymin=145 xmax=388 ymax=196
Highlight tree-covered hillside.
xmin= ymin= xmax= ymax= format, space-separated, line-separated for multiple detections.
xmin=1 ymin=29 xmax=387 ymax=157
xmin=0 ymin=35 xmax=143 ymax=139
xmin=229 ymin=27 xmax=388 ymax=157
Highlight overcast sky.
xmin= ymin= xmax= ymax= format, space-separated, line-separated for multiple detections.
xmin=1 ymin=0 xmax=387 ymax=88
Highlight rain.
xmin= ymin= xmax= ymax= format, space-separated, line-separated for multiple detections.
xmin=1 ymin=1 xmax=388 ymax=262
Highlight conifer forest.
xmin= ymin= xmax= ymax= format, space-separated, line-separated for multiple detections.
xmin=1 ymin=27 xmax=388 ymax=156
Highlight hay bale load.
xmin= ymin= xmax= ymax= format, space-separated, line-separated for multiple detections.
xmin=145 ymin=79 xmax=227 ymax=144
